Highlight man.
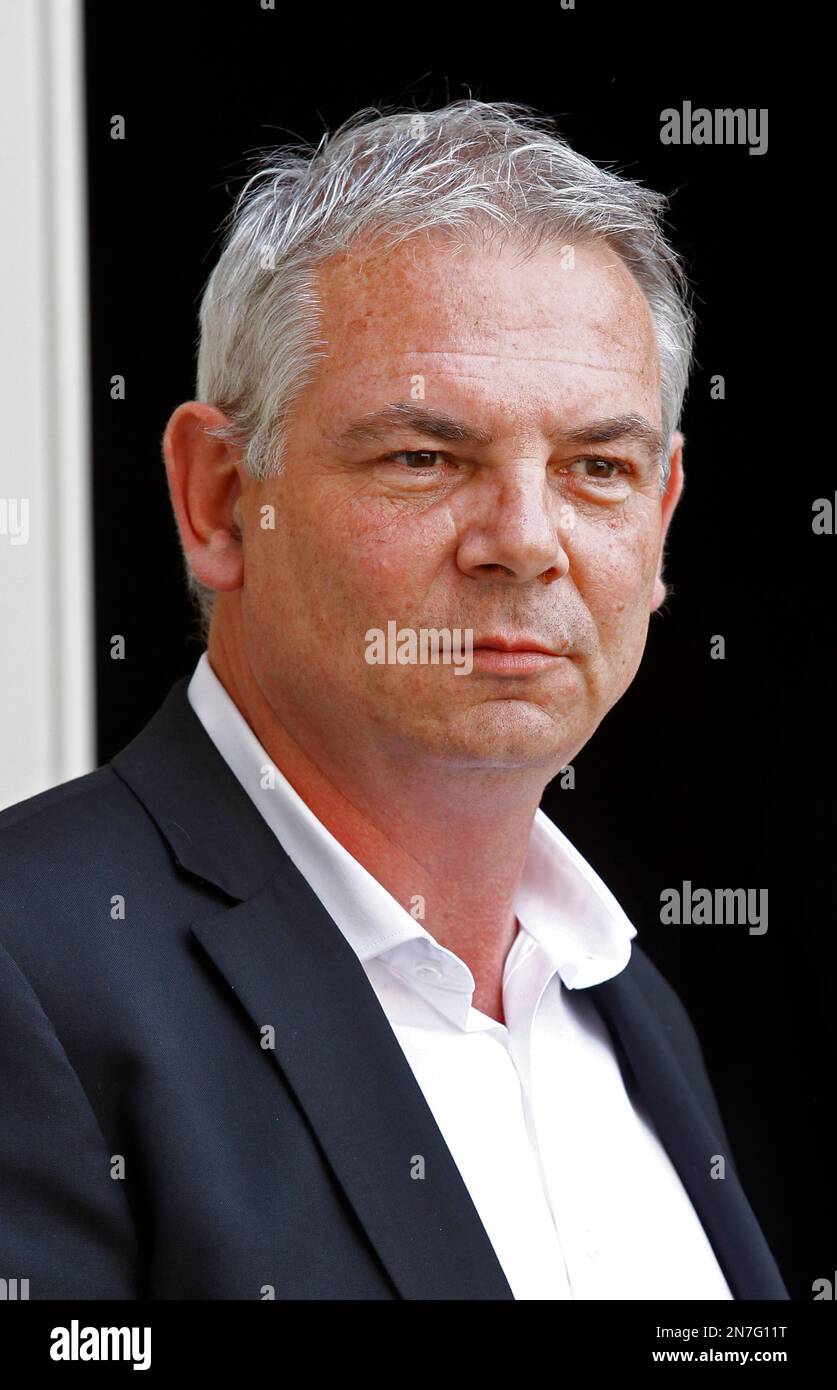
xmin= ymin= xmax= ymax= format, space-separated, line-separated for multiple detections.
xmin=0 ymin=99 xmax=787 ymax=1299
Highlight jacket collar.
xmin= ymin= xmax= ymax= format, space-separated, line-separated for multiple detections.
xmin=110 ymin=674 xmax=787 ymax=1301
xmin=111 ymin=675 xmax=288 ymax=902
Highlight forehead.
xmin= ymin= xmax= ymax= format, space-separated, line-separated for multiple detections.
xmin=307 ymin=232 xmax=661 ymax=426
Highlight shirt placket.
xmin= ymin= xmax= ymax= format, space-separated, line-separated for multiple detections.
xmin=502 ymin=929 xmax=575 ymax=1297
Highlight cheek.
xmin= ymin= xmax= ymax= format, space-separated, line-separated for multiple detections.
xmin=571 ymin=521 xmax=659 ymax=651
xmin=321 ymin=499 xmax=457 ymax=616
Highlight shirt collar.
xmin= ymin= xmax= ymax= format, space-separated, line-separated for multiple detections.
xmin=186 ymin=651 xmax=636 ymax=994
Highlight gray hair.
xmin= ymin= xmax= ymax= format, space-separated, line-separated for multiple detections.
xmin=186 ymin=98 xmax=695 ymax=641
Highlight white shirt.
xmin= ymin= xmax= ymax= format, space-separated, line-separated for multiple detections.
xmin=187 ymin=651 xmax=733 ymax=1300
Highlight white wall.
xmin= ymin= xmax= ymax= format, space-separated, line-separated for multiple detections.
xmin=0 ymin=0 xmax=94 ymax=809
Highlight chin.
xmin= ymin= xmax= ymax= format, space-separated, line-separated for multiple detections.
xmin=415 ymin=699 xmax=584 ymax=771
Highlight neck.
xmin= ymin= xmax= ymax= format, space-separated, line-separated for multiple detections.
xmin=208 ymin=630 xmax=552 ymax=1021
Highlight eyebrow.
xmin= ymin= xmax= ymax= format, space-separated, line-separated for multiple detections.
xmin=330 ymin=402 xmax=666 ymax=463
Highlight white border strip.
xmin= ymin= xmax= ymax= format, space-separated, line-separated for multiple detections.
xmin=46 ymin=0 xmax=95 ymax=780
xmin=0 ymin=0 xmax=94 ymax=808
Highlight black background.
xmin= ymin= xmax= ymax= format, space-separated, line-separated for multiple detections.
xmin=83 ymin=2 xmax=832 ymax=1300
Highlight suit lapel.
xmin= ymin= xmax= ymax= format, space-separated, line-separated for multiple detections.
xmin=112 ymin=674 xmax=514 ymax=1300
xmin=585 ymin=964 xmax=788 ymax=1299
xmin=190 ymin=860 xmax=514 ymax=1299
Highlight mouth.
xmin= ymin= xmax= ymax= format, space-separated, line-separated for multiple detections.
xmin=470 ymin=634 xmax=572 ymax=675
xmin=473 ymin=635 xmax=567 ymax=655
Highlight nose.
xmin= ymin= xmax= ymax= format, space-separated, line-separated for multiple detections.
xmin=455 ymin=462 xmax=571 ymax=586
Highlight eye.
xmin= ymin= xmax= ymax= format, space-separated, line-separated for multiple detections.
xmin=385 ymin=449 xmax=448 ymax=470
xmin=567 ymin=456 xmax=630 ymax=481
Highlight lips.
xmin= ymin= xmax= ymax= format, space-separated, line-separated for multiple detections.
xmin=472 ymin=635 xmax=568 ymax=656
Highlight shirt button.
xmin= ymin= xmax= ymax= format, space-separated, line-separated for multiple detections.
xmin=414 ymin=961 xmax=443 ymax=982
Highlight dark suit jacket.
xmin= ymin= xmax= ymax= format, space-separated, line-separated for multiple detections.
xmin=0 ymin=673 xmax=788 ymax=1300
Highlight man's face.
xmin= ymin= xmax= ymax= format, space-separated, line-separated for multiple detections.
xmin=235 ymin=233 xmax=681 ymax=775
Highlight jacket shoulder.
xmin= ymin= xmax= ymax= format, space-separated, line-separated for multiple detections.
xmin=0 ymin=763 xmax=156 ymax=865
xmin=0 ymin=761 xmax=193 ymax=967
xmin=0 ymin=763 xmax=117 ymax=829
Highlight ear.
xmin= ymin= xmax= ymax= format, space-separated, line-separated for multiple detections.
xmin=162 ymin=402 xmax=245 ymax=595
xmin=650 ymin=432 xmax=685 ymax=612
